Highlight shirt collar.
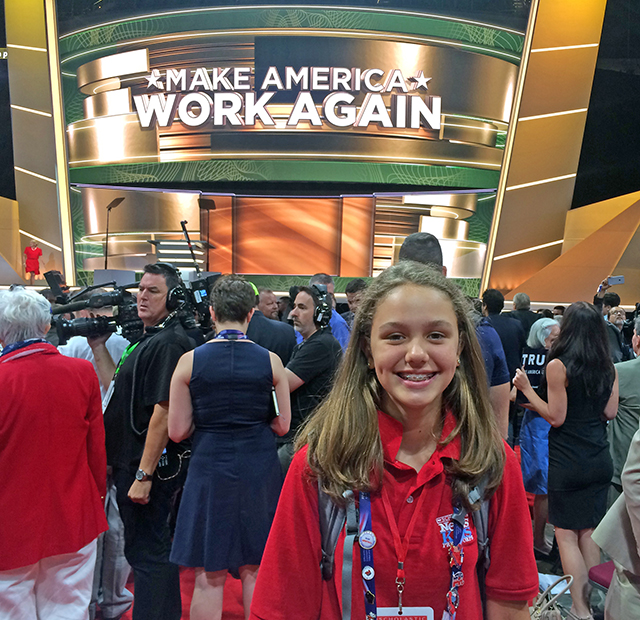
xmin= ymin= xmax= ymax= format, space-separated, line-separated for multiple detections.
xmin=377 ymin=409 xmax=461 ymax=466
xmin=0 ymin=340 xmax=57 ymax=362
xmin=300 ymin=326 xmax=329 ymax=344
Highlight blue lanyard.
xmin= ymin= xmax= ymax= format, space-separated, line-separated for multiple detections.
xmin=354 ymin=491 xmax=466 ymax=620
xmin=358 ymin=492 xmax=377 ymax=618
xmin=216 ymin=329 xmax=247 ymax=340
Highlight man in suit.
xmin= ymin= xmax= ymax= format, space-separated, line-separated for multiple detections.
xmin=608 ymin=317 xmax=640 ymax=503
xmin=247 ymin=289 xmax=297 ymax=366
xmin=508 ymin=292 xmax=540 ymax=338
xmin=607 ymin=307 xmax=633 ymax=364
xmin=340 ymin=278 xmax=367 ymax=329
xmin=593 ymin=424 xmax=640 ymax=619
xmin=482 ymin=288 xmax=526 ymax=444
xmin=257 ymin=288 xmax=279 ymax=320
xmin=482 ymin=289 xmax=526 ymax=383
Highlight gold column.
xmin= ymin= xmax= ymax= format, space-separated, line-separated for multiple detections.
xmin=44 ymin=0 xmax=74 ymax=283
xmin=482 ymin=0 xmax=608 ymax=295
xmin=5 ymin=0 xmax=75 ymax=284
xmin=0 ymin=197 xmax=22 ymax=281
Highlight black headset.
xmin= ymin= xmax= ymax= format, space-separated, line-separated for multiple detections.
xmin=154 ymin=262 xmax=186 ymax=311
xmin=311 ymin=284 xmax=332 ymax=328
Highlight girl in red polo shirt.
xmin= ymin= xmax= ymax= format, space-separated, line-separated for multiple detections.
xmin=250 ymin=262 xmax=538 ymax=620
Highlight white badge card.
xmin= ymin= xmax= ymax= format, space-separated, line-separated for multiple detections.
xmin=102 ymin=380 xmax=115 ymax=412
xmin=377 ymin=607 xmax=434 ymax=620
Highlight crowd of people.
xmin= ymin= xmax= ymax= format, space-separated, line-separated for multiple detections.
xmin=1 ymin=233 xmax=640 ymax=620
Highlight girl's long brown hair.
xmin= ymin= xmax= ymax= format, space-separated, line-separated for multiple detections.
xmin=296 ymin=261 xmax=505 ymax=509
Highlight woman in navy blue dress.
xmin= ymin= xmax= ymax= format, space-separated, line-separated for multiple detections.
xmin=168 ymin=276 xmax=291 ymax=620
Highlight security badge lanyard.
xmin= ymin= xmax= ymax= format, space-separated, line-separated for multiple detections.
xmin=442 ymin=506 xmax=466 ymax=620
xmin=380 ymin=486 xmax=428 ymax=616
xmin=358 ymin=492 xmax=377 ymax=619
xmin=359 ymin=488 xmax=465 ymax=620
xmin=113 ymin=341 xmax=140 ymax=377
xmin=216 ymin=329 xmax=247 ymax=340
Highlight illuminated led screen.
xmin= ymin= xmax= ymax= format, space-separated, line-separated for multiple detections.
xmin=53 ymin=2 xmax=531 ymax=283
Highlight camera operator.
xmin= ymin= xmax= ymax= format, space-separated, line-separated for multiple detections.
xmin=57 ymin=289 xmax=131 ymax=620
xmin=58 ymin=289 xmax=129 ymax=397
xmin=93 ymin=263 xmax=195 ymax=620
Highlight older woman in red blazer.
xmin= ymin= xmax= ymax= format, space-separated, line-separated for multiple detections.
xmin=0 ymin=287 xmax=108 ymax=620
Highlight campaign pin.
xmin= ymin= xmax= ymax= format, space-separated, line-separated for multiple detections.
xmin=359 ymin=530 xmax=377 ymax=549
xmin=362 ymin=566 xmax=375 ymax=580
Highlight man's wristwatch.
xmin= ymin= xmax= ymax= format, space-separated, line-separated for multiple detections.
xmin=135 ymin=468 xmax=153 ymax=482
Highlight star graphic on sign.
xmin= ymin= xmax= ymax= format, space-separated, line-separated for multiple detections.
xmin=408 ymin=71 xmax=432 ymax=91
xmin=145 ymin=69 xmax=165 ymax=90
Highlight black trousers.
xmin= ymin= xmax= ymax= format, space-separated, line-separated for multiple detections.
xmin=113 ymin=467 xmax=185 ymax=620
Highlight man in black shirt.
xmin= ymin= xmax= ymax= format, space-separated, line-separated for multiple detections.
xmin=94 ymin=263 xmax=194 ymax=620
xmin=278 ymin=285 xmax=342 ymax=471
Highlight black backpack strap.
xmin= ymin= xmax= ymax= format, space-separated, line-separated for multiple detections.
xmin=472 ymin=492 xmax=491 ymax=619
xmin=451 ymin=478 xmax=491 ymax=619
xmin=341 ymin=491 xmax=358 ymax=620
xmin=317 ymin=483 xmax=358 ymax=620
xmin=318 ymin=480 xmax=347 ymax=580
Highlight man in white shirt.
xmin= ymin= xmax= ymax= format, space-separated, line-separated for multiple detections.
xmin=58 ymin=293 xmax=132 ymax=620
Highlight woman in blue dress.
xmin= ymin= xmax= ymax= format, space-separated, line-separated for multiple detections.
xmin=168 ymin=275 xmax=291 ymax=620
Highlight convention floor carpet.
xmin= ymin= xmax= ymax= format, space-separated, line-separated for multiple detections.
xmin=119 ymin=568 xmax=245 ymax=620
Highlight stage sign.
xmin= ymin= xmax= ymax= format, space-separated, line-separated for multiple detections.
xmin=59 ymin=6 xmax=523 ymax=188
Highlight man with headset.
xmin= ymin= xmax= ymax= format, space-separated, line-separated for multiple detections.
xmin=93 ymin=263 xmax=194 ymax=620
xmin=278 ymin=285 xmax=342 ymax=472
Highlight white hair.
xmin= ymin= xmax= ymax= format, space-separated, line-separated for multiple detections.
xmin=513 ymin=292 xmax=531 ymax=310
xmin=527 ymin=317 xmax=558 ymax=349
xmin=0 ymin=288 xmax=52 ymax=345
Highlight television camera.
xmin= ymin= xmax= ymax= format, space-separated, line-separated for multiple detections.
xmin=45 ymin=269 xmax=220 ymax=345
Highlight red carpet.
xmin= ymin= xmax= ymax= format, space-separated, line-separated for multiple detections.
xmin=119 ymin=568 xmax=245 ymax=619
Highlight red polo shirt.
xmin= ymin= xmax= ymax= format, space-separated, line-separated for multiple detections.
xmin=250 ymin=411 xmax=538 ymax=620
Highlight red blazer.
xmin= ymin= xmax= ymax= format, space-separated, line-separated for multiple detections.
xmin=0 ymin=342 xmax=108 ymax=570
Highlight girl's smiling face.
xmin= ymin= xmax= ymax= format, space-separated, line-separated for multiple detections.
xmin=368 ymin=283 xmax=460 ymax=423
